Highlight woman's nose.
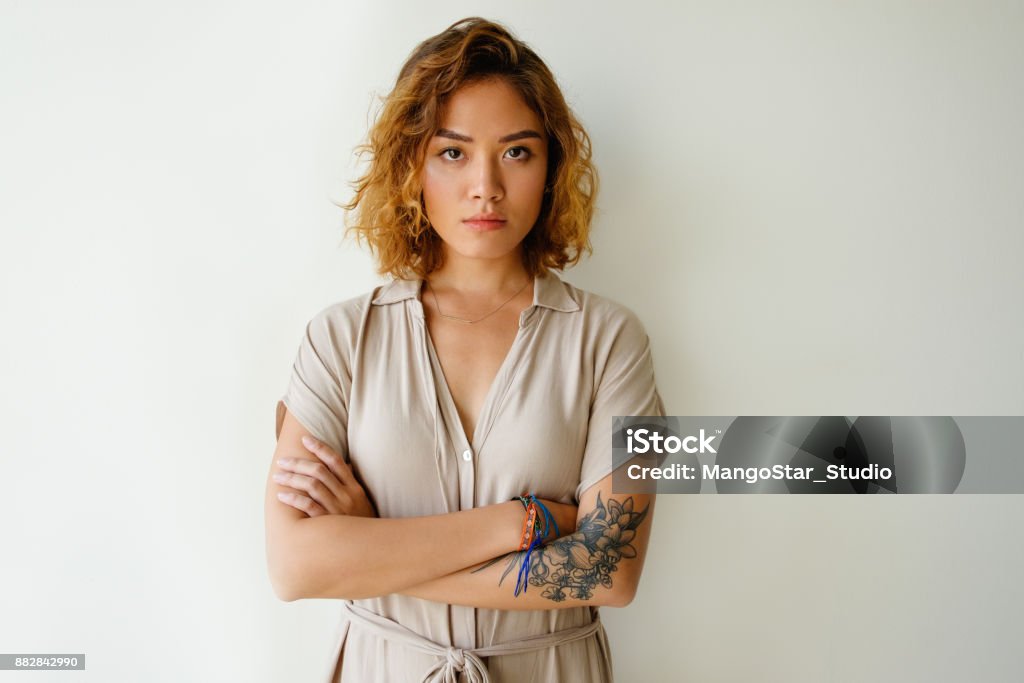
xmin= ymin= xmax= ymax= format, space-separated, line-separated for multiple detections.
xmin=469 ymin=157 xmax=504 ymax=201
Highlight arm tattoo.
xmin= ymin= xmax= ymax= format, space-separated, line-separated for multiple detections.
xmin=475 ymin=492 xmax=650 ymax=602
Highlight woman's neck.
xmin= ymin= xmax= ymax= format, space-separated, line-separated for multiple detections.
xmin=426 ymin=251 xmax=531 ymax=295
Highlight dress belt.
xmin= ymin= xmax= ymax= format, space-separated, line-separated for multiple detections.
xmin=340 ymin=600 xmax=605 ymax=683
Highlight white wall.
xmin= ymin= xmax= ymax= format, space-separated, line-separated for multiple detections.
xmin=2 ymin=1 xmax=1021 ymax=681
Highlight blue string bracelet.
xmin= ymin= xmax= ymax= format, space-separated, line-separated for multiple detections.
xmin=507 ymin=492 xmax=564 ymax=596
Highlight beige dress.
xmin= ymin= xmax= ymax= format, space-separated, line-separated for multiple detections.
xmin=276 ymin=270 xmax=665 ymax=682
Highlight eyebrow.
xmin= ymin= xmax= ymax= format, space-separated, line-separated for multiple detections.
xmin=434 ymin=128 xmax=544 ymax=143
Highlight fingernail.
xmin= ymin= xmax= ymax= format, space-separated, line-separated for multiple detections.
xmin=272 ymin=473 xmax=285 ymax=481
xmin=276 ymin=458 xmax=290 ymax=466
xmin=277 ymin=492 xmax=289 ymax=500
xmin=302 ymin=436 xmax=316 ymax=447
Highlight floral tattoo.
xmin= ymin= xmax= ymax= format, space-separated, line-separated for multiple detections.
xmin=475 ymin=492 xmax=650 ymax=602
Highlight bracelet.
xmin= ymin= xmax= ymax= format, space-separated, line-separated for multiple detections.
xmin=508 ymin=492 xmax=562 ymax=596
xmin=517 ymin=503 xmax=538 ymax=551
xmin=512 ymin=493 xmax=560 ymax=547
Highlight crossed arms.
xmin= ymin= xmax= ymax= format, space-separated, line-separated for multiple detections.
xmin=265 ymin=408 xmax=656 ymax=609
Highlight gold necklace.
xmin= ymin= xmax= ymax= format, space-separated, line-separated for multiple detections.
xmin=426 ymin=278 xmax=531 ymax=324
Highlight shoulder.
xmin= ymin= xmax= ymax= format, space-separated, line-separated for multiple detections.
xmin=560 ymin=278 xmax=651 ymax=340
xmin=303 ymin=277 xmax=418 ymax=347
xmin=299 ymin=286 xmax=385 ymax=360
xmin=306 ymin=291 xmax=370 ymax=336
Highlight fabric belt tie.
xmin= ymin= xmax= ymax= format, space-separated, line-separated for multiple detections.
xmin=340 ymin=600 xmax=604 ymax=683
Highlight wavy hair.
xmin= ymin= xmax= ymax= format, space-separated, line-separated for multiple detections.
xmin=341 ymin=17 xmax=598 ymax=279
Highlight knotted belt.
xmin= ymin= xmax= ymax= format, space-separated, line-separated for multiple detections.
xmin=340 ymin=600 xmax=605 ymax=683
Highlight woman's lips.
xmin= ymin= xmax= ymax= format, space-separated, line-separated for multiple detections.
xmin=463 ymin=219 xmax=507 ymax=231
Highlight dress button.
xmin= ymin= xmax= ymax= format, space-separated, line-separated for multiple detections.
xmin=462 ymin=449 xmax=472 ymax=462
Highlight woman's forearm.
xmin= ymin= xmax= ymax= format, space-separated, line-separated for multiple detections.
xmin=275 ymin=501 xmax=524 ymax=601
xmin=397 ymin=537 xmax=636 ymax=610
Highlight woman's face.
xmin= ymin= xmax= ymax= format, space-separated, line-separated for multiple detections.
xmin=421 ymin=77 xmax=549 ymax=266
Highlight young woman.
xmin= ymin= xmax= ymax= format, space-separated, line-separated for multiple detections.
xmin=265 ymin=17 xmax=665 ymax=682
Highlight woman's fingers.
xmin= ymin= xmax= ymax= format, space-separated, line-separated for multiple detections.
xmin=276 ymin=490 xmax=327 ymax=517
xmin=301 ymin=435 xmax=359 ymax=488
xmin=274 ymin=463 xmax=345 ymax=514
xmin=274 ymin=435 xmax=378 ymax=518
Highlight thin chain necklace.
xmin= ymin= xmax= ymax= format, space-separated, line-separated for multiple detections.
xmin=426 ymin=277 xmax=531 ymax=324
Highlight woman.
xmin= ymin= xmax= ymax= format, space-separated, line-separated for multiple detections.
xmin=265 ymin=17 xmax=664 ymax=682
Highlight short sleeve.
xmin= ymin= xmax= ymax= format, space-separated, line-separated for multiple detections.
xmin=575 ymin=308 xmax=665 ymax=502
xmin=275 ymin=307 xmax=351 ymax=460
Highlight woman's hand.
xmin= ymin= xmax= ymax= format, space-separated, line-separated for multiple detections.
xmin=273 ymin=435 xmax=377 ymax=518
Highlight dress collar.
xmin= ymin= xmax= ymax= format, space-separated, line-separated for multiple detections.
xmin=370 ymin=270 xmax=580 ymax=313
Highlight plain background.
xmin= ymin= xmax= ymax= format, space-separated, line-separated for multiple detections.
xmin=2 ymin=1 xmax=1023 ymax=681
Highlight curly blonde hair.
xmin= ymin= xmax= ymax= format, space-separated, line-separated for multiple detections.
xmin=341 ymin=17 xmax=598 ymax=280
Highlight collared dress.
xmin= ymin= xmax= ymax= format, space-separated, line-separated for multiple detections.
xmin=276 ymin=270 xmax=665 ymax=682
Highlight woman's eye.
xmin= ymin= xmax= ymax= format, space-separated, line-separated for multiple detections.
xmin=505 ymin=146 xmax=531 ymax=160
xmin=441 ymin=148 xmax=463 ymax=160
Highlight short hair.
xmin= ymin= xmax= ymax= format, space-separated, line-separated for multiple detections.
xmin=342 ymin=17 xmax=598 ymax=280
